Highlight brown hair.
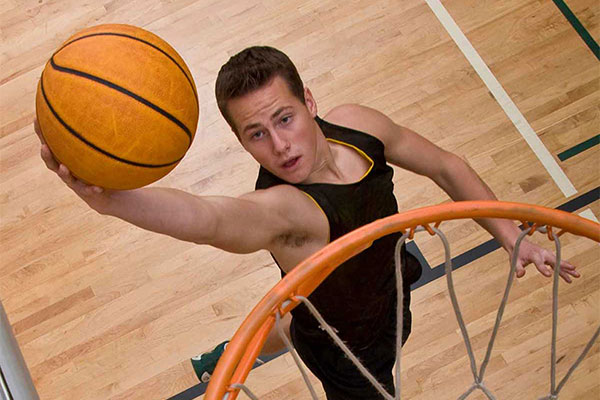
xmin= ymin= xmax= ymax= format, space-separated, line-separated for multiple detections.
xmin=215 ymin=46 xmax=305 ymax=134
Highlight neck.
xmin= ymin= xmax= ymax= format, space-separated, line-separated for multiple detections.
xmin=303 ymin=130 xmax=344 ymax=184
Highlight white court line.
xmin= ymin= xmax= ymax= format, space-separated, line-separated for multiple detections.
xmin=425 ymin=0 xmax=577 ymax=198
xmin=579 ymin=208 xmax=599 ymax=223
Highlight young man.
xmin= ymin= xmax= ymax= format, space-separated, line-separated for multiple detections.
xmin=36 ymin=46 xmax=578 ymax=399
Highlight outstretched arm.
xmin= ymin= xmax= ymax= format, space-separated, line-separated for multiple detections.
xmin=36 ymin=120 xmax=320 ymax=255
xmin=324 ymin=105 xmax=579 ymax=283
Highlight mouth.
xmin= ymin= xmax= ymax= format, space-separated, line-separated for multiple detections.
xmin=282 ymin=156 xmax=301 ymax=170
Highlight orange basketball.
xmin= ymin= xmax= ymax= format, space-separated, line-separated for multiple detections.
xmin=36 ymin=24 xmax=199 ymax=190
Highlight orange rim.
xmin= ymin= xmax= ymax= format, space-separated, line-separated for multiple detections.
xmin=205 ymin=201 xmax=600 ymax=400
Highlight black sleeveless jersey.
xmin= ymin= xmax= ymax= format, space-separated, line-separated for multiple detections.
xmin=255 ymin=116 xmax=408 ymax=347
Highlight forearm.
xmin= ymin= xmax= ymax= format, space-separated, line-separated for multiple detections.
xmin=437 ymin=156 xmax=521 ymax=252
xmin=97 ymin=187 xmax=216 ymax=244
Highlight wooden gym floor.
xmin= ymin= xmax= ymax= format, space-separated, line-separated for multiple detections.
xmin=1 ymin=0 xmax=598 ymax=399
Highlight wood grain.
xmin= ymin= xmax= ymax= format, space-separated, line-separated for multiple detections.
xmin=1 ymin=1 xmax=598 ymax=399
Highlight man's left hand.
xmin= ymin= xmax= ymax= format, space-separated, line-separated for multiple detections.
xmin=511 ymin=239 xmax=580 ymax=283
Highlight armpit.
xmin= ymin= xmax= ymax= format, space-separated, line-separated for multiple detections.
xmin=275 ymin=231 xmax=311 ymax=248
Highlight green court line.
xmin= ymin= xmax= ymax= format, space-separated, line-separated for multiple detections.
xmin=558 ymin=134 xmax=600 ymax=161
xmin=551 ymin=0 xmax=600 ymax=60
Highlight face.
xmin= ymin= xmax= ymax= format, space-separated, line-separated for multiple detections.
xmin=227 ymin=76 xmax=320 ymax=184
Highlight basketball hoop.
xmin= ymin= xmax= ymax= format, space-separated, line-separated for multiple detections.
xmin=204 ymin=201 xmax=600 ymax=400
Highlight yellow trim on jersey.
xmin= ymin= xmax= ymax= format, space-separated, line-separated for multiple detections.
xmin=300 ymin=191 xmax=330 ymax=243
xmin=326 ymin=138 xmax=374 ymax=182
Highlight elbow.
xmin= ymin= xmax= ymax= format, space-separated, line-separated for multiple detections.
xmin=189 ymin=199 xmax=219 ymax=245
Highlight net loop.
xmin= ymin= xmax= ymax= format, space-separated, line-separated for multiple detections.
xmin=277 ymin=297 xmax=295 ymax=316
xmin=408 ymin=226 xmax=417 ymax=240
xmin=226 ymin=384 xmax=259 ymax=400
xmin=527 ymin=222 xmax=540 ymax=235
xmin=423 ymin=223 xmax=436 ymax=236
xmin=408 ymin=225 xmax=431 ymax=239
xmin=546 ymin=225 xmax=555 ymax=241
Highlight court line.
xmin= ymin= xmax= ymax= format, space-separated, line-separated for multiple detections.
xmin=424 ymin=0 xmax=577 ymax=198
xmin=551 ymin=0 xmax=600 ymax=60
xmin=579 ymin=208 xmax=599 ymax=223
xmin=170 ymin=186 xmax=599 ymax=400
xmin=558 ymin=134 xmax=600 ymax=161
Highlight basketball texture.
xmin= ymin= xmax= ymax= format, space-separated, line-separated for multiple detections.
xmin=36 ymin=24 xmax=199 ymax=189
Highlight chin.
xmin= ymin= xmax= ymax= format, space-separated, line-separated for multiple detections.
xmin=277 ymin=170 xmax=308 ymax=184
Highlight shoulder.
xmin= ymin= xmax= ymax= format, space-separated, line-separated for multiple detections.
xmin=243 ymin=184 xmax=312 ymax=214
xmin=245 ymin=184 xmax=310 ymax=206
xmin=323 ymin=104 xmax=398 ymax=147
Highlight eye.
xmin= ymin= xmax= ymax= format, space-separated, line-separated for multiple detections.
xmin=281 ymin=115 xmax=292 ymax=124
xmin=251 ymin=131 xmax=265 ymax=140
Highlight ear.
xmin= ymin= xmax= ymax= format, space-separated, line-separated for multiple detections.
xmin=304 ymin=87 xmax=318 ymax=117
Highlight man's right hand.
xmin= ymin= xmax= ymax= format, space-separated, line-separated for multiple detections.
xmin=35 ymin=119 xmax=113 ymax=212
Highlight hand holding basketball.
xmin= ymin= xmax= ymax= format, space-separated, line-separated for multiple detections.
xmin=35 ymin=118 xmax=112 ymax=211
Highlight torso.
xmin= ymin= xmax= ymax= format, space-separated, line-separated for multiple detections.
xmin=255 ymin=113 xmax=402 ymax=346
xmin=262 ymin=115 xmax=380 ymax=273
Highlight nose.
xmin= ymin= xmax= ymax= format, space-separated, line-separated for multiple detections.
xmin=271 ymin=130 xmax=290 ymax=155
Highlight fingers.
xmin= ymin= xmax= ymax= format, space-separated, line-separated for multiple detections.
xmin=36 ymin=119 xmax=62 ymax=173
xmin=558 ymin=259 xmax=579 ymax=275
xmin=560 ymin=271 xmax=572 ymax=283
xmin=34 ymin=118 xmax=45 ymax=144
xmin=530 ymin=251 xmax=553 ymax=278
xmin=36 ymin=119 xmax=106 ymax=197
xmin=42 ymin=146 xmax=81 ymax=190
xmin=57 ymin=164 xmax=104 ymax=196
xmin=513 ymin=244 xmax=579 ymax=284
xmin=557 ymin=260 xmax=579 ymax=283
xmin=57 ymin=164 xmax=76 ymax=186
xmin=546 ymin=254 xmax=579 ymax=284
xmin=516 ymin=262 xmax=578 ymax=283
xmin=555 ymin=266 xmax=574 ymax=283
xmin=515 ymin=262 xmax=526 ymax=278
xmin=83 ymin=185 xmax=104 ymax=196
xmin=40 ymin=144 xmax=59 ymax=172
xmin=536 ymin=253 xmax=579 ymax=284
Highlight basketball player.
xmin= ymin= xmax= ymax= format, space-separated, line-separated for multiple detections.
xmin=36 ymin=46 xmax=579 ymax=399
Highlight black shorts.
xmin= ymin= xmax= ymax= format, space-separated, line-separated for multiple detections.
xmin=290 ymin=282 xmax=413 ymax=400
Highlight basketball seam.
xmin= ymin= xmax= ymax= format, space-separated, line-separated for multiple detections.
xmin=40 ymin=71 xmax=184 ymax=169
xmin=50 ymin=56 xmax=193 ymax=144
xmin=55 ymin=31 xmax=199 ymax=107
